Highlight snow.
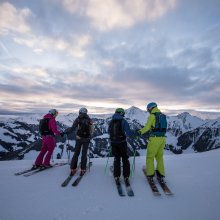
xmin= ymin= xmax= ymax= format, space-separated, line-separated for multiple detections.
xmin=0 ymin=128 xmax=19 ymax=143
xmin=125 ymin=106 xmax=149 ymax=125
xmin=168 ymin=113 xmax=205 ymax=133
xmin=1 ymin=150 xmax=220 ymax=220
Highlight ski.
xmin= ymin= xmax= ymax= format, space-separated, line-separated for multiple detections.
xmin=115 ymin=178 xmax=126 ymax=197
xmin=124 ymin=178 xmax=134 ymax=197
xmin=23 ymin=162 xmax=68 ymax=177
xmin=110 ymin=165 xmax=132 ymax=197
xmin=61 ymin=169 xmax=78 ymax=187
xmin=14 ymin=167 xmax=41 ymax=176
xmin=157 ymin=178 xmax=173 ymax=196
xmin=61 ymin=176 xmax=73 ymax=187
xmin=72 ymin=162 xmax=92 ymax=187
xmin=72 ymin=175 xmax=83 ymax=186
xmin=142 ymin=167 xmax=161 ymax=196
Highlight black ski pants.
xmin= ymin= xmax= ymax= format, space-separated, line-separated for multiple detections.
xmin=70 ymin=138 xmax=90 ymax=170
xmin=111 ymin=141 xmax=130 ymax=178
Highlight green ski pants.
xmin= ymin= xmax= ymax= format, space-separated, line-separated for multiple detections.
xmin=146 ymin=136 xmax=166 ymax=176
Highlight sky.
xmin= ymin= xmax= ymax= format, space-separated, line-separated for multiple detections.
xmin=0 ymin=0 xmax=220 ymax=115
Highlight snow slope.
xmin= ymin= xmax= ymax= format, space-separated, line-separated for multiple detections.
xmin=0 ymin=150 xmax=220 ymax=220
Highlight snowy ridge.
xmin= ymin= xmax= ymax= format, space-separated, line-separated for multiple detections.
xmin=1 ymin=150 xmax=220 ymax=220
xmin=0 ymin=106 xmax=220 ymax=160
xmin=125 ymin=106 xmax=149 ymax=125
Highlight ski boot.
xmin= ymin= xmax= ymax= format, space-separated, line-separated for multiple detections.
xmin=156 ymin=170 xmax=166 ymax=184
xmin=80 ymin=169 xmax=86 ymax=176
xmin=114 ymin=177 xmax=120 ymax=185
xmin=31 ymin=164 xmax=42 ymax=170
xmin=70 ymin=168 xmax=77 ymax=176
xmin=124 ymin=177 xmax=130 ymax=186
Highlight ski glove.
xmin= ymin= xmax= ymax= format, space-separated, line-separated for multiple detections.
xmin=60 ymin=132 xmax=65 ymax=137
xmin=135 ymin=130 xmax=141 ymax=136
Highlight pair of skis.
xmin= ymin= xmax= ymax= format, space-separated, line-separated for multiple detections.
xmin=14 ymin=162 xmax=68 ymax=177
xmin=110 ymin=165 xmax=134 ymax=197
xmin=114 ymin=178 xmax=134 ymax=197
xmin=142 ymin=167 xmax=173 ymax=196
xmin=61 ymin=162 xmax=92 ymax=187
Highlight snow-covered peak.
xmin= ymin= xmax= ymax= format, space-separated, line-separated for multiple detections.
xmin=125 ymin=106 xmax=148 ymax=125
xmin=177 ymin=112 xmax=191 ymax=119
xmin=178 ymin=112 xmax=204 ymax=126
xmin=57 ymin=113 xmax=78 ymax=126
xmin=10 ymin=114 xmax=42 ymax=125
xmin=168 ymin=112 xmax=205 ymax=132
xmin=202 ymin=117 xmax=220 ymax=128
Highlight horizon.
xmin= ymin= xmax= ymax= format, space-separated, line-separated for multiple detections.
xmin=0 ymin=105 xmax=220 ymax=120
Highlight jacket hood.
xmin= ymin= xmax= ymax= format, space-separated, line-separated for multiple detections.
xmin=151 ymin=107 xmax=161 ymax=114
xmin=44 ymin=113 xmax=54 ymax=119
xmin=112 ymin=113 xmax=124 ymax=120
xmin=78 ymin=113 xmax=89 ymax=119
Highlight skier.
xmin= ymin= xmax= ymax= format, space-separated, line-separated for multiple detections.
xmin=63 ymin=108 xmax=94 ymax=176
xmin=136 ymin=102 xmax=167 ymax=183
xmin=34 ymin=109 xmax=61 ymax=168
xmin=108 ymin=108 xmax=135 ymax=184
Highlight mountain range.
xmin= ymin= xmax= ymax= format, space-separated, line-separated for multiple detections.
xmin=0 ymin=106 xmax=220 ymax=161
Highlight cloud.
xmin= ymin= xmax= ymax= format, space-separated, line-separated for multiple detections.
xmin=0 ymin=2 xmax=32 ymax=35
xmin=62 ymin=0 xmax=177 ymax=31
xmin=1 ymin=60 xmax=220 ymax=114
xmin=13 ymin=33 xmax=91 ymax=58
xmin=0 ymin=1 xmax=220 ymax=115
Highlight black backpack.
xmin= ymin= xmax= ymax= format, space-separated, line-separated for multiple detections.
xmin=39 ymin=118 xmax=53 ymax=135
xmin=109 ymin=119 xmax=126 ymax=141
xmin=77 ymin=117 xmax=91 ymax=138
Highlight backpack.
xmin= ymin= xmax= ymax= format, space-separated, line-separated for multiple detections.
xmin=77 ymin=117 xmax=91 ymax=138
xmin=39 ymin=118 xmax=53 ymax=135
xmin=109 ymin=119 xmax=126 ymax=141
xmin=151 ymin=112 xmax=167 ymax=136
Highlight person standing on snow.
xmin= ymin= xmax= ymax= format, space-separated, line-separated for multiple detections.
xmin=136 ymin=102 xmax=167 ymax=183
xmin=63 ymin=108 xmax=94 ymax=176
xmin=108 ymin=108 xmax=135 ymax=184
xmin=34 ymin=109 xmax=61 ymax=168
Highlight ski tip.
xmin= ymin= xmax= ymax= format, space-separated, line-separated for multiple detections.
xmin=120 ymin=194 xmax=126 ymax=197
xmin=127 ymin=192 xmax=134 ymax=197
xmin=165 ymin=192 xmax=174 ymax=196
xmin=153 ymin=192 xmax=162 ymax=196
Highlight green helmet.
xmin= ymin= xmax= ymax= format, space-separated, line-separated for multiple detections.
xmin=115 ymin=108 xmax=125 ymax=116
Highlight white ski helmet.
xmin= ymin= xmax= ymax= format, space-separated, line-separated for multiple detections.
xmin=79 ymin=107 xmax=88 ymax=114
xmin=49 ymin=109 xmax=58 ymax=116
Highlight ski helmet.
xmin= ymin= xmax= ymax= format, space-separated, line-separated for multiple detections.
xmin=115 ymin=108 xmax=125 ymax=116
xmin=146 ymin=102 xmax=157 ymax=112
xmin=49 ymin=109 xmax=58 ymax=116
xmin=79 ymin=107 xmax=88 ymax=114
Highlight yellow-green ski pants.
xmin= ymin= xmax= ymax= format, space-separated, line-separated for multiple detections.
xmin=146 ymin=136 xmax=166 ymax=176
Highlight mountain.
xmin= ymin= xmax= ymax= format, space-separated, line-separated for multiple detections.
xmin=0 ymin=106 xmax=220 ymax=160
xmin=1 ymin=150 xmax=220 ymax=220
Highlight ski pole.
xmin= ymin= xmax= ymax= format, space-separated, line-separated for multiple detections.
xmin=130 ymin=147 xmax=137 ymax=177
xmin=60 ymin=145 xmax=64 ymax=158
xmin=67 ymin=138 xmax=71 ymax=164
xmin=104 ymin=145 xmax=112 ymax=174
xmin=51 ymin=153 xmax=54 ymax=163
xmin=130 ymin=134 xmax=139 ymax=177
xmin=64 ymin=134 xmax=70 ymax=164
xmin=88 ymin=141 xmax=91 ymax=172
